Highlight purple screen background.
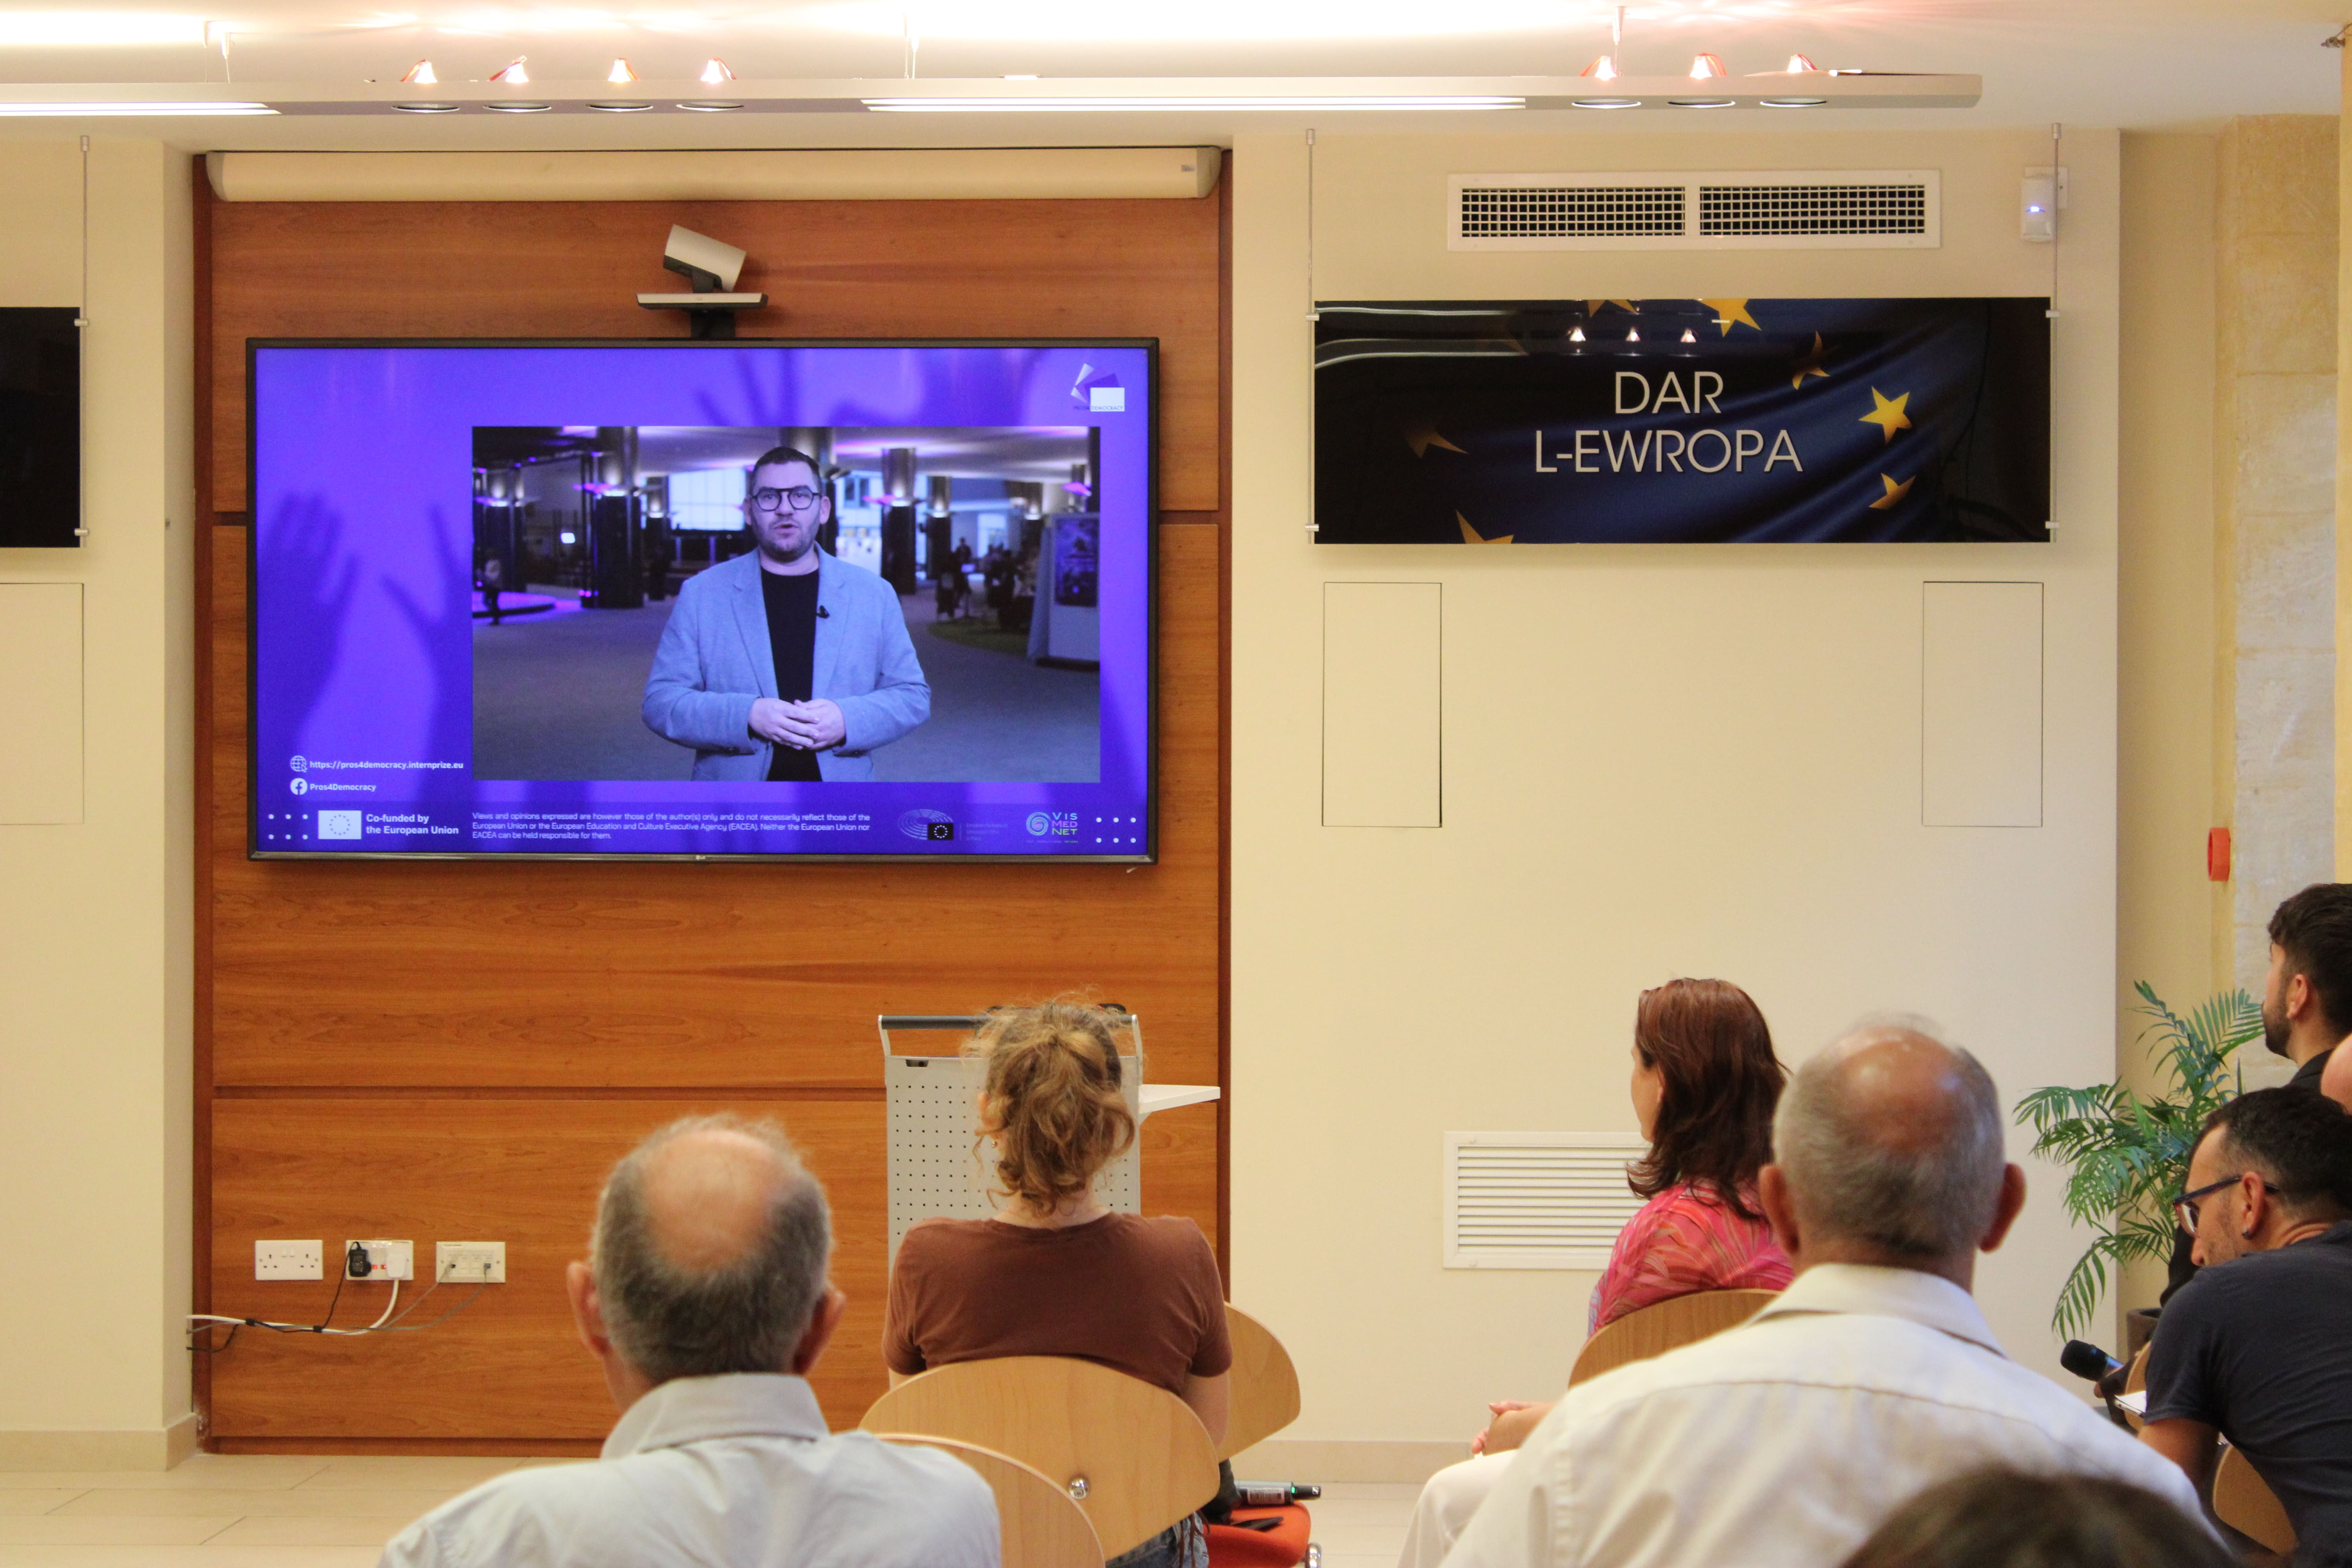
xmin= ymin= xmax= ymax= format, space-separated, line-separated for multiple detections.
xmin=249 ymin=342 xmax=1155 ymax=860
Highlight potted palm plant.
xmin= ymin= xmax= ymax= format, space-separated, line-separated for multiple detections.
xmin=2014 ymin=983 xmax=2258 ymax=1339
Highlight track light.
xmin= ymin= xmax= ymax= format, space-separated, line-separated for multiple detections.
xmin=490 ymin=56 xmax=527 ymax=83
xmin=399 ymin=59 xmax=435 ymax=84
xmin=700 ymin=57 xmax=733 ymax=83
xmin=1786 ymin=53 xmax=1818 ymax=72
xmin=1688 ymin=53 xmax=1727 ymax=79
xmin=1580 ymin=54 xmax=1618 ymax=80
xmin=607 ymin=57 xmax=637 ymax=82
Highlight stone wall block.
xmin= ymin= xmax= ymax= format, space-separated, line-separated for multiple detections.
xmin=2229 ymin=232 xmax=2340 ymax=374
xmin=2234 ymin=510 xmax=2337 ymax=651
xmin=2236 ymin=646 xmax=2336 ymax=788
xmin=2235 ymin=372 xmax=2339 ymax=515
xmin=2224 ymin=116 xmax=2340 ymax=239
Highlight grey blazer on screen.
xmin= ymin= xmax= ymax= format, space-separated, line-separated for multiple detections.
xmin=641 ymin=550 xmax=930 ymax=782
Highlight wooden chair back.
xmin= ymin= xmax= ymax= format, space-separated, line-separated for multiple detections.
xmin=1220 ymin=1305 xmax=1302 ymax=1461
xmin=861 ymin=1356 xmax=1220 ymax=1558
xmin=1567 ymin=1289 xmax=1779 ymax=1387
xmin=877 ymin=1434 xmax=1105 ymax=1568
xmin=2214 ymin=1447 xmax=2297 ymax=1556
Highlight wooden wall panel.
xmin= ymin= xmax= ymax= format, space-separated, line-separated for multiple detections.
xmin=198 ymin=178 xmax=1227 ymax=1449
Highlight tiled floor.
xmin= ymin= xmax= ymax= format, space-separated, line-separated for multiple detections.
xmin=0 ymin=1457 xmax=1417 ymax=1568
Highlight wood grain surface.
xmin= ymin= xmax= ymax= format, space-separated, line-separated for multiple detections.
xmin=196 ymin=175 xmax=1228 ymax=1448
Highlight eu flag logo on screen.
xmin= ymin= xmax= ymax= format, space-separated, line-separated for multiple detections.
xmin=1313 ymin=298 xmax=2051 ymax=544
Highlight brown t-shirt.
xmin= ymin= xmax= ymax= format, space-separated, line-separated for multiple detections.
xmin=884 ymin=1214 xmax=1232 ymax=1397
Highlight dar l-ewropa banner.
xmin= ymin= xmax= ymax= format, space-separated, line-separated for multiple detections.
xmin=1313 ymin=298 xmax=2050 ymax=544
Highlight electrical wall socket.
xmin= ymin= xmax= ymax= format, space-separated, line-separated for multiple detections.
xmin=254 ymin=1240 xmax=324 ymax=1281
xmin=436 ymin=1241 xmax=506 ymax=1284
xmin=345 ymin=1239 xmax=414 ymax=1281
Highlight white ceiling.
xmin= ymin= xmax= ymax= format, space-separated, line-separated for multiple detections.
xmin=0 ymin=0 xmax=2341 ymax=145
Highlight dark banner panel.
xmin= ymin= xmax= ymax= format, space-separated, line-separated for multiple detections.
xmin=1314 ymin=298 xmax=2050 ymax=544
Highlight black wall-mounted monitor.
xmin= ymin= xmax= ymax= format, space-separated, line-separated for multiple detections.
xmin=0 ymin=308 xmax=80 ymax=549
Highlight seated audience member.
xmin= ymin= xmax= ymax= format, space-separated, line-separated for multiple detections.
xmin=2141 ymin=1087 xmax=2352 ymax=1563
xmin=379 ymin=1116 xmax=998 ymax=1568
xmin=1399 ymin=978 xmax=1792 ymax=1568
xmin=1438 ymin=1019 xmax=2206 ymax=1568
xmin=886 ymin=1000 xmax=1230 ymax=1568
xmin=1839 ymin=1469 xmax=2233 ymax=1568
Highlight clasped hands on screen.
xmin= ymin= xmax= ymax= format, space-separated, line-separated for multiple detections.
xmin=749 ymin=697 xmax=847 ymax=751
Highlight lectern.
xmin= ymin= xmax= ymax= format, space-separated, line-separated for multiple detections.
xmin=880 ymin=1012 xmax=1219 ymax=1259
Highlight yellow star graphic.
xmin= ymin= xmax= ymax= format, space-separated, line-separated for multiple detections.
xmin=1867 ymin=473 xmax=1915 ymax=511
xmin=1789 ymin=332 xmax=1830 ymax=391
xmin=1457 ymin=512 xmax=1514 ymax=544
xmin=1699 ymin=298 xmax=1759 ymax=336
xmin=1583 ymin=299 xmax=1638 ymax=317
xmin=1860 ymin=388 xmax=1912 ymax=443
xmin=1404 ymin=423 xmax=1466 ymax=459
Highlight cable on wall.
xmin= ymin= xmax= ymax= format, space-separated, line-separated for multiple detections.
xmin=75 ymin=133 xmax=89 ymax=540
xmin=1305 ymin=127 xmax=1319 ymax=536
xmin=2047 ymin=119 xmax=2061 ymax=539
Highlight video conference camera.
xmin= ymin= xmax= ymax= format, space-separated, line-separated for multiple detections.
xmin=637 ymin=224 xmax=767 ymax=339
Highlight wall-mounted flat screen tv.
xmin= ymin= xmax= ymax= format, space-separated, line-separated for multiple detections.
xmin=248 ymin=340 xmax=1154 ymax=862
xmin=0 ymin=307 xmax=80 ymax=548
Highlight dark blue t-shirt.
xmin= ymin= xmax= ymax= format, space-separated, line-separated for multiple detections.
xmin=2145 ymin=1220 xmax=2352 ymax=1564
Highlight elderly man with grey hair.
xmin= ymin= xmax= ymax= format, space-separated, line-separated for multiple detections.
xmin=1437 ymin=1019 xmax=2207 ymax=1568
xmin=379 ymin=1115 xmax=998 ymax=1568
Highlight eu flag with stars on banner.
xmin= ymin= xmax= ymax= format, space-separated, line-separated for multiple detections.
xmin=1314 ymin=298 xmax=2050 ymax=544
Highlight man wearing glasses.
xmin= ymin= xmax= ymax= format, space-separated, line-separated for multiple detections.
xmin=2141 ymin=1088 xmax=2352 ymax=1560
xmin=644 ymin=446 xmax=929 ymax=781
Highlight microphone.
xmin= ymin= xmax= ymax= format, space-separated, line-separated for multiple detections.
xmin=2060 ymin=1339 xmax=2129 ymax=1398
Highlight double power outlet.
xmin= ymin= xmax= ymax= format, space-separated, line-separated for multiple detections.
xmin=253 ymin=1240 xmax=506 ymax=1284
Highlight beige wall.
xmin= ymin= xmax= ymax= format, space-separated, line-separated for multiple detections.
xmin=1231 ymin=128 xmax=2122 ymax=1459
xmin=0 ymin=140 xmax=196 ymax=1466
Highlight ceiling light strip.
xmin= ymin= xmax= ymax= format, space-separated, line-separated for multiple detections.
xmin=863 ymin=94 xmax=1524 ymax=112
xmin=0 ymin=100 xmax=276 ymax=116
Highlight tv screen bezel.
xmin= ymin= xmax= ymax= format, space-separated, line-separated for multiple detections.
xmin=244 ymin=335 xmax=1160 ymax=866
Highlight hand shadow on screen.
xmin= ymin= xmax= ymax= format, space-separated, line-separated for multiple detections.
xmin=257 ymin=493 xmax=361 ymax=753
xmin=379 ymin=504 xmax=475 ymax=768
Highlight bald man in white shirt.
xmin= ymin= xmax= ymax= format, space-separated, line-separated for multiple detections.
xmin=1436 ymin=1020 xmax=2207 ymax=1568
xmin=379 ymin=1115 xmax=997 ymax=1568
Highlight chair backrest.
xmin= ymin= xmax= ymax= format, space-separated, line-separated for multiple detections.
xmin=1567 ymin=1289 xmax=1779 ymax=1387
xmin=1220 ymin=1305 xmax=1302 ymax=1462
xmin=877 ymin=1433 xmax=1105 ymax=1568
xmin=861 ymin=1356 xmax=1220 ymax=1558
xmin=2214 ymin=1446 xmax=2297 ymax=1556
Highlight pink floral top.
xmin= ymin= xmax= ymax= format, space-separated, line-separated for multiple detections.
xmin=1588 ymin=1180 xmax=1792 ymax=1334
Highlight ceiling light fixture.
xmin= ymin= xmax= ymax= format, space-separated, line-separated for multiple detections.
xmin=1785 ymin=53 xmax=1818 ymax=72
xmin=400 ymin=59 xmax=435 ymax=84
xmin=607 ymin=57 xmax=637 ymax=83
xmin=700 ymin=57 xmax=733 ymax=83
xmin=1580 ymin=54 xmax=1617 ymax=80
xmin=0 ymin=98 xmax=276 ymax=116
xmin=490 ymin=56 xmax=528 ymax=83
xmin=484 ymin=100 xmax=551 ymax=112
xmin=863 ymin=94 xmax=1525 ymax=112
xmin=1760 ymin=96 xmax=1827 ymax=107
xmin=1671 ymin=97 xmax=1736 ymax=108
xmin=679 ymin=100 xmax=743 ymax=111
xmin=390 ymin=101 xmax=458 ymax=113
xmin=1568 ymin=326 xmax=1586 ymax=342
xmin=589 ymin=100 xmax=652 ymax=111
xmin=1688 ymin=53 xmax=1726 ymax=79
xmin=1571 ymin=97 xmax=1640 ymax=109
xmin=1626 ymin=328 xmax=1640 ymax=342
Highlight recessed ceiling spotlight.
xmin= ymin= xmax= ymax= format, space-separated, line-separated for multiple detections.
xmin=1572 ymin=97 xmax=1640 ymax=109
xmin=399 ymin=59 xmax=435 ymax=84
xmin=1688 ymin=53 xmax=1727 ymax=79
xmin=607 ymin=57 xmax=637 ymax=83
xmin=699 ymin=57 xmax=732 ymax=83
xmin=491 ymin=56 xmax=527 ymax=83
xmin=392 ymin=101 xmax=458 ymax=113
xmin=1760 ymin=96 xmax=1826 ymax=108
xmin=679 ymin=100 xmax=742 ymax=111
xmin=1670 ymin=97 xmax=1736 ymax=108
xmin=1580 ymin=54 xmax=1618 ymax=80
xmin=1785 ymin=53 xmax=1819 ymax=73
xmin=589 ymin=100 xmax=652 ymax=111
xmin=484 ymin=100 xmax=551 ymax=112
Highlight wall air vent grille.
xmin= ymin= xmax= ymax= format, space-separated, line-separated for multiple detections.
xmin=1450 ymin=170 xmax=1939 ymax=251
xmin=1699 ymin=181 xmax=1929 ymax=236
xmin=1458 ymin=183 xmax=1684 ymax=239
xmin=1443 ymin=1131 xmax=1650 ymax=1270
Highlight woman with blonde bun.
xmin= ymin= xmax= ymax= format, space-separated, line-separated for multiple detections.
xmin=885 ymin=1000 xmax=1230 ymax=1568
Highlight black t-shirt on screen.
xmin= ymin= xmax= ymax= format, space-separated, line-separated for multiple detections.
xmin=2145 ymin=1220 xmax=2352 ymax=1564
xmin=760 ymin=566 xmax=822 ymax=783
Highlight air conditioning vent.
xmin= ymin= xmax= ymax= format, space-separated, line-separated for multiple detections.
xmin=1444 ymin=1131 xmax=1650 ymax=1270
xmin=1450 ymin=170 xmax=1938 ymax=250
xmin=1459 ymin=183 xmax=1684 ymax=240
xmin=1700 ymin=181 xmax=1929 ymax=236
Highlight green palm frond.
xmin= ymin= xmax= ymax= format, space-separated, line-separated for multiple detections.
xmin=2015 ymin=984 xmax=2256 ymax=1339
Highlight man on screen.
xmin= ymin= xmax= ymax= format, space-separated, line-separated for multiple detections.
xmin=643 ymin=447 xmax=929 ymax=781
